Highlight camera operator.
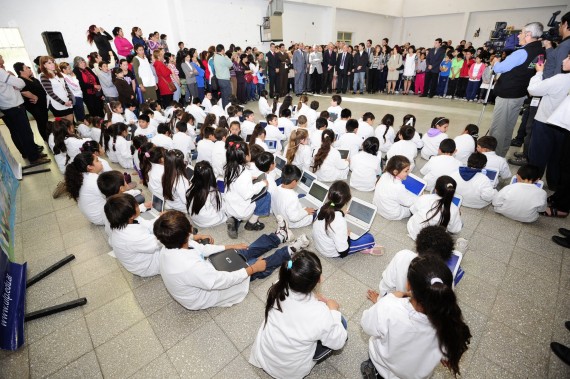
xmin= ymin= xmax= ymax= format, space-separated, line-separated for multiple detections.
xmin=488 ymin=22 xmax=545 ymax=157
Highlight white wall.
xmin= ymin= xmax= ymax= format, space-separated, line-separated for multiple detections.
xmin=282 ymin=2 xmax=334 ymax=45
xmin=286 ymin=0 xmax=403 ymax=17
xmin=335 ymin=9 xmax=396 ymax=46
xmin=401 ymin=13 xmax=466 ymax=48
xmin=402 ymin=0 xmax=566 ymax=17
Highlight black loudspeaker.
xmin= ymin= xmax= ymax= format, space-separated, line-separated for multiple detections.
xmin=41 ymin=31 xmax=68 ymax=58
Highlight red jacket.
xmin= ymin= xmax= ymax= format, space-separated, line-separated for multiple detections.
xmin=459 ymin=58 xmax=474 ymax=78
xmin=154 ymin=61 xmax=174 ymax=95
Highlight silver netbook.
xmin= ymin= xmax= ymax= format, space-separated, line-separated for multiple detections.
xmin=296 ymin=170 xmax=317 ymax=195
xmin=274 ymin=154 xmax=287 ymax=178
xmin=139 ymin=194 xmax=164 ymax=221
xmin=299 ymin=180 xmax=329 ymax=210
xmin=346 ymin=198 xmax=377 ymax=240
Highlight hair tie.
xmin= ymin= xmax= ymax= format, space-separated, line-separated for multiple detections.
xmin=430 ymin=277 xmax=443 ymax=285
xmin=434 ymin=117 xmax=446 ymax=126
xmin=55 ymin=117 xmax=62 ymax=122
xmin=472 ymin=133 xmax=479 ymax=138
xmin=287 ymin=260 xmax=293 ymax=270
xmin=236 ymin=143 xmax=240 ymax=148
xmin=405 ymin=117 xmax=414 ymax=126
xmin=446 ymin=183 xmax=454 ymax=189
xmin=228 ymin=141 xmax=234 ymax=147
xmin=144 ymin=152 xmax=150 ymax=158
xmin=330 ymin=202 xmax=335 ymax=207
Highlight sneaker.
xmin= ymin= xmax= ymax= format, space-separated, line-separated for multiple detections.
xmin=446 ymin=95 xmax=452 ymax=99
xmin=244 ymin=220 xmax=265 ymax=231
xmin=514 ymin=151 xmax=525 ymax=158
xmin=275 ymin=215 xmax=292 ymax=243
xmin=360 ymin=245 xmax=385 ymax=256
xmin=360 ymin=359 xmax=378 ymax=379
xmin=508 ymin=156 xmax=527 ymax=166
xmin=456 ymin=238 xmax=469 ymax=253
xmin=52 ymin=181 xmax=67 ymax=199
xmin=226 ymin=217 xmax=238 ymax=239
xmin=289 ymin=234 xmax=310 ymax=255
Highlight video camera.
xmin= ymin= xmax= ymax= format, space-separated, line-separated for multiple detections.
xmin=542 ymin=11 xmax=561 ymax=42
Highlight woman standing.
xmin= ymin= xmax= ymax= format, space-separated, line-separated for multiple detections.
xmin=182 ymin=49 xmax=198 ymax=103
xmin=132 ymin=44 xmax=158 ymax=102
xmin=14 ymin=62 xmax=49 ymax=141
xmin=377 ymin=45 xmax=389 ymax=93
xmin=39 ymin=56 xmax=74 ymax=122
xmin=87 ymin=25 xmax=117 ymax=62
xmin=191 ymin=52 xmax=206 ymax=101
xmin=309 ymin=44 xmax=323 ymax=95
xmin=112 ymin=27 xmax=133 ymax=59
xmin=403 ymin=47 xmax=417 ymax=95
xmin=153 ymin=49 xmax=174 ymax=107
xmin=200 ymin=51 xmax=211 ymax=91
xmin=165 ymin=53 xmax=181 ymax=103
xmin=147 ymin=32 xmax=162 ymax=54
xmin=131 ymin=27 xmax=148 ymax=57
xmin=60 ymin=62 xmax=85 ymax=122
xmin=236 ymin=54 xmax=250 ymax=104
xmin=74 ymin=56 xmax=104 ymax=117
xmin=367 ymin=45 xmax=381 ymax=94
xmin=386 ymin=47 xmax=402 ymax=95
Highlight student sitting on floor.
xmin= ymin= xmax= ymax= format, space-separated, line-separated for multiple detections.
xmin=211 ymin=127 xmax=229 ymax=178
xmin=249 ymin=124 xmax=269 ymax=152
xmin=420 ymin=117 xmax=449 ymax=160
xmin=387 ymin=125 xmax=418 ymax=170
xmin=196 ymin=126 xmax=216 ymax=164
xmin=476 ymin=136 xmax=511 ymax=186
xmin=310 ymin=117 xmax=328 ymax=151
xmin=420 ymin=138 xmax=462 ymax=192
xmin=313 ymin=181 xmax=379 ymax=258
xmin=249 ymin=250 xmax=348 ymax=378
xmin=450 ymin=152 xmax=497 ymax=209
xmin=373 ymin=155 xmax=417 ymax=221
xmin=255 ymin=152 xmax=278 ymax=195
xmin=311 ymin=129 xmax=349 ymax=182
xmin=492 ymin=164 xmax=547 ymax=223
xmin=111 ymin=123 xmax=134 ymax=169
xmin=272 ymin=165 xmax=315 ymax=228
xmin=350 ymin=136 xmax=382 ymax=192
xmin=335 ymin=118 xmax=364 ymax=158
xmin=332 ymin=108 xmax=351 ymax=137
xmin=65 ymin=152 xmax=106 ymax=225
xmin=140 ymin=145 xmax=165 ymax=198
xmin=453 ymin=124 xmax=479 ymax=165
xmin=375 ymin=113 xmax=395 ymax=157
xmin=286 ymin=128 xmax=312 ymax=172
xmin=155 ymin=211 xmax=309 ymax=310
xmin=407 ymin=175 xmax=463 ymax=240
xmin=162 ymin=149 xmax=190 ymax=212
xmin=172 ymin=121 xmax=194 ymax=161
xmin=357 ymin=112 xmax=375 ymax=139
xmin=240 ymin=109 xmax=257 ymax=140
xmin=266 ymin=113 xmax=287 ymax=152
xmin=186 ymin=161 xmax=227 ymax=228
xmin=151 ymin=123 xmax=174 ymax=150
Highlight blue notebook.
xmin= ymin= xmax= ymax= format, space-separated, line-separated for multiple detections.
xmin=446 ymin=251 xmax=464 ymax=287
xmin=402 ymin=174 xmax=427 ymax=196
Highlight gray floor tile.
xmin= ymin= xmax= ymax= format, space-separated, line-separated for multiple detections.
xmin=29 ymin=317 xmax=93 ymax=378
xmin=56 ymin=205 xmax=93 ymax=235
xmin=460 ymin=251 xmax=507 ymax=288
xmin=467 ymin=232 xmax=514 ymax=264
xmin=327 ymin=320 xmax=369 ymax=378
xmin=120 ymin=265 xmax=157 ymax=290
xmin=509 ymin=246 xmax=561 ymax=286
xmin=249 ymin=270 xmax=279 ymax=303
xmin=26 ymin=265 xmax=76 ymax=310
xmin=85 ymin=292 xmax=145 ymax=347
xmin=71 ymin=253 xmax=119 ymax=288
xmin=339 ymin=252 xmax=389 ymax=290
xmin=48 ymin=351 xmax=103 ymax=379
xmin=132 ymin=275 xmax=174 ymax=316
xmin=96 ymin=320 xmax=164 ymax=378
xmin=0 ymin=346 xmax=29 ymax=379
xmin=214 ymin=294 xmax=265 ymax=352
xmin=62 ymin=224 xmax=104 ymax=249
xmin=501 ymin=266 xmax=559 ymax=309
xmin=77 ymin=268 xmax=131 ymax=314
xmin=307 ymin=360 xmax=345 ymax=378
xmin=455 ymin=274 xmax=498 ymax=315
xmin=475 ymin=213 xmax=521 ymax=245
xmin=167 ymin=320 xmax=239 ymax=378
xmin=24 ymin=249 xmax=68 ymax=278
xmin=20 ymin=213 xmax=61 ymax=247
xmin=464 ymin=348 xmax=518 ymax=379
xmin=21 ymin=196 xmax=55 ymax=221
xmin=67 ymin=233 xmax=110 ymax=267
xmin=132 ymin=353 xmax=180 ymax=378
xmin=515 ymin=232 xmax=565 ymax=264
xmin=459 ymin=304 xmax=488 ymax=351
xmin=148 ymin=301 xmax=211 ymax=350
xmin=212 ymin=354 xmax=261 ymax=379
xmin=320 ymin=270 xmax=369 ymax=319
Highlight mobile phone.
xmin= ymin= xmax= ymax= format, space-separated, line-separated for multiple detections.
xmin=537 ymin=55 xmax=544 ymax=65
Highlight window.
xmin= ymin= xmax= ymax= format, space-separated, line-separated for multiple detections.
xmin=337 ymin=32 xmax=352 ymax=46
xmin=0 ymin=28 xmax=33 ymax=76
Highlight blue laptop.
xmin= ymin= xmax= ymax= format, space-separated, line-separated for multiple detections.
xmin=402 ymin=173 xmax=427 ymax=196
xmin=510 ymin=176 xmax=544 ymax=189
xmin=446 ymin=251 xmax=464 ymax=287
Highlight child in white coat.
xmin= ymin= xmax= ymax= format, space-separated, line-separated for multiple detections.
xmin=335 ymin=119 xmax=364 ymax=158
xmin=420 ymin=139 xmax=462 ymax=192
xmin=211 ymin=127 xmax=229 ymax=178
xmin=453 ymin=124 xmax=479 ymax=165
xmin=162 ymin=149 xmax=190 ymax=212
xmin=172 ymin=121 xmax=194 ymax=161
xmin=407 ymin=175 xmax=463 ymax=240
xmin=420 ymin=116 xmax=449 ymax=160
xmin=196 ymin=126 xmax=216 ymax=163
xmin=387 ymin=126 xmax=418 ymax=171
xmin=186 ymin=161 xmax=227 ymax=228
xmin=350 ymin=137 xmax=382 ymax=192
xmin=250 ymin=251 xmax=348 ymax=378
xmin=266 ymin=113 xmax=287 ymax=152
xmin=311 ymin=129 xmax=349 ymax=182
xmin=374 ymin=114 xmax=395 ymax=156
xmin=141 ymin=145 xmax=165 ymax=198
xmin=450 ymin=152 xmax=497 ymax=209
xmin=111 ymin=123 xmax=134 ymax=169
xmin=361 ymin=255 xmax=471 ymax=379
xmin=476 ymin=136 xmax=512 ymax=186
xmin=258 ymin=90 xmax=272 ymax=116
xmin=151 ymin=123 xmax=175 ymax=150
xmin=373 ymin=155 xmax=417 ymax=220
xmin=285 ymin=128 xmax=312 ymax=172
xmin=271 ymin=165 xmax=315 ymax=228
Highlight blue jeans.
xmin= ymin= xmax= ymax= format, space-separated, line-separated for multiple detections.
xmin=198 ymin=87 xmax=205 ymax=102
xmin=348 ymin=232 xmax=375 ymax=254
xmin=353 ymin=72 xmax=365 ymax=93
xmin=218 ymin=79 xmax=232 ymax=108
xmin=436 ymin=76 xmax=449 ymax=96
xmin=73 ymin=97 xmax=85 ymax=122
xmin=237 ymin=233 xmax=290 ymax=280
xmin=465 ymin=80 xmax=481 ymax=100
xmin=253 ymin=192 xmax=271 ymax=216
xmin=173 ymin=82 xmax=181 ymax=102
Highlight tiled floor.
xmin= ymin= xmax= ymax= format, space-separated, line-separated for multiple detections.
xmin=1 ymin=93 xmax=569 ymax=378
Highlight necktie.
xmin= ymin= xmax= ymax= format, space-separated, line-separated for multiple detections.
xmin=341 ymin=53 xmax=345 ymax=68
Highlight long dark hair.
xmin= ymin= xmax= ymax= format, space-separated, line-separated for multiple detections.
xmin=162 ymin=149 xmax=187 ymax=201
xmin=249 ymin=124 xmax=265 ymax=145
xmin=186 ymin=161 xmax=222 ymax=215
xmin=103 ymin=122 xmax=117 ymax=153
xmin=140 ymin=145 xmax=164 ymax=186
xmin=316 ymin=181 xmax=351 ymax=234
xmin=380 ymin=113 xmax=394 ymax=143
xmin=464 ymin=123 xmax=479 ymax=147
xmin=271 ymin=95 xmax=280 ymax=114
xmin=423 ymin=176 xmax=456 ymax=227
xmin=64 ymin=152 xmax=96 ymax=201
xmin=112 ymin=123 xmax=129 ymax=152
xmin=279 ymin=95 xmax=293 ymax=117
xmin=264 ymin=250 xmax=322 ymax=325
xmin=224 ymin=141 xmax=249 ymax=189
xmin=407 ymin=255 xmax=471 ymax=377
xmin=311 ymin=129 xmax=335 ymax=172
xmin=52 ymin=118 xmax=74 ymax=155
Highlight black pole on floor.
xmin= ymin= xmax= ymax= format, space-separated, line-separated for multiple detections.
xmin=26 ymin=254 xmax=75 ymax=288
xmin=24 ymin=298 xmax=87 ymax=322
xmin=22 ymin=168 xmax=51 ymax=176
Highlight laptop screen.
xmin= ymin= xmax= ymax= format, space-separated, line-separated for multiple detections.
xmin=266 ymin=140 xmax=277 ymax=149
xmin=185 ymin=166 xmax=194 ymax=179
xmin=329 ymin=113 xmax=338 ymax=122
xmin=348 ymin=201 xmax=375 ymax=224
xmin=291 ymin=119 xmax=298 ymax=126
xmin=452 ymin=196 xmax=461 ymax=207
xmin=309 ymin=183 xmax=328 ymax=202
xmin=402 ymin=175 xmax=426 ymax=196
xmin=338 ymin=149 xmax=349 ymax=159
xmin=511 ymin=176 xmax=544 ymax=189
xmin=483 ymin=169 xmax=497 ymax=181
xmin=275 ymin=155 xmax=286 ymax=170
xmin=152 ymin=195 xmax=164 ymax=212
xmin=300 ymin=172 xmax=315 ymax=188
xmin=260 ymin=121 xmax=268 ymax=128
xmin=278 ymin=126 xmax=285 ymax=134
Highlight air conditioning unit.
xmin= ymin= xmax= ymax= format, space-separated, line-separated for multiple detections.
xmin=269 ymin=0 xmax=283 ymax=15
xmin=262 ymin=15 xmax=283 ymax=41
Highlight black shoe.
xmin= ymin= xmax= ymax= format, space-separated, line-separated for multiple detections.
xmin=360 ymin=359 xmax=378 ymax=379
xmin=510 ymin=139 xmax=523 ymax=147
xmin=29 ymin=157 xmax=51 ymax=165
xmin=565 ymin=321 xmax=570 ymax=332
xmin=559 ymin=228 xmax=570 ymax=238
xmin=552 ymin=236 xmax=570 ymax=249
xmin=428 ymin=95 xmax=434 ymax=98
xmin=419 ymin=94 xmax=427 ymax=98
xmin=508 ymin=157 xmax=527 ymax=166
xmin=514 ymin=151 xmax=525 ymax=158
xmin=336 ymin=91 xmax=341 ymax=94
xmin=36 ymin=145 xmax=45 ymax=152
xmin=244 ymin=221 xmax=265 ymax=231
xmin=352 ymin=91 xmax=356 ymax=94
xmin=226 ymin=217 xmax=238 ymax=239
xmin=550 ymin=342 xmax=570 ymax=365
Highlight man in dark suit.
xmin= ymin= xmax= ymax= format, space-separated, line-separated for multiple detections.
xmin=276 ymin=43 xmax=290 ymax=97
xmin=421 ymin=38 xmax=445 ymax=98
xmin=352 ymin=42 xmax=369 ymax=94
xmin=336 ymin=45 xmax=352 ymax=94
xmin=322 ymin=43 xmax=337 ymax=93
xmin=266 ymin=43 xmax=279 ymax=97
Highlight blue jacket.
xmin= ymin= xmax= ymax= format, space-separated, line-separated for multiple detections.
xmin=192 ymin=62 xmax=205 ymax=88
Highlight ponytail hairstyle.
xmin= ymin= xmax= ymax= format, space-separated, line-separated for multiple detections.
xmin=103 ymin=122 xmax=117 ymax=153
xmin=103 ymin=102 xmax=113 ymax=123
xmin=431 ymin=116 xmax=450 ymax=129
xmin=81 ymin=140 xmax=102 ymax=156
xmin=297 ymin=94 xmax=308 ymax=111
xmin=201 ymin=113 xmax=217 ymax=139
xmin=162 ymin=149 xmax=187 ymax=201
xmin=464 ymin=123 xmax=479 ymax=147
xmin=362 ymin=136 xmax=379 ymax=156
xmin=224 ymin=140 xmax=249 ymax=188
xmin=384 ymin=155 xmax=411 ymax=176
xmin=264 ymin=250 xmax=322 ymax=325
xmin=279 ymin=95 xmax=293 ymax=117
xmin=186 ymin=161 xmax=222 ymax=216
xmin=53 ymin=118 xmax=74 ymax=155
xmin=407 ymin=255 xmax=471 ymax=377
xmin=64 ymin=152 xmax=96 ymax=201
xmin=140 ymin=145 xmax=164 ymax=186
xmin=402 ymin=113 xmax=416 ymax=128
xmin=218 ymin=115 xmax=229 ymax=130
xmin=285 ymin=128 xmax=309 ymax=164
xmin=259 ymin=89 xmax=268 ymax=99
xmin=170 ymin=108 xmax=183 ymax=131
xmin=423 ymin=175 xmax=456 ymax=228
xmin=271 ymin=95 xmax=280 ymax=115
xmin=249 ymin=124 xmax=266 ymax=145
xmin=131 ymin=135 xmax=148 ymax=156
xmin=112 ymin=123 xmax=129 ymax=152
xmin=311 ymin=129 xmax=335 ymax=172
xmin=380 ymin=113 xmax=394 ymax=143
xmin=83 ymin=115 xmax=94 ymax=126
xmin=316 ymin=181 xmax=351 ymax=234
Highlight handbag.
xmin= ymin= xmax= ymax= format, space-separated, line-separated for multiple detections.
xmin=211 ymin=75 xmax=219 ymax=91
xmin=162 ymin=77 xmax=176 ymax=92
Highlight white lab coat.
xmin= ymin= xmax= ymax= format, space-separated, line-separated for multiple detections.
xmin=379 ymin=249 xmax=417 ymax=296
xmin=78 ymin=173 xmax=106 ymax=225
xmin=335 ymin=132 xmax=363 ymax=158
xmin=65 ymin=136 xmax=91 ymax=162
xmin=173 ymin=132 xmax=194 ymax=160
xmin=407 ymin=194 xmax=463 ymax=240
xmin=313 ymin=147 xmax=349 ymax=182
xmin=258 ymin=97 xmax=272 ymax=116
xmin=350 ymin=151 xmax=381 ymax=191
xmin=188 ymin=190 xmax=227 ymax=228
xmin=271 ymin=186 xmax=313 ymax=228
xmin=148 ymin=163 xmax=164 ymax=198
xmin=114 ymin=135 xmax=133 ymax=169
xmin=482 ymin=151 xmax=512 ymax=185
xmin=375 ymin=125 xmax=395 ymax=155
xmin=357 ymin=120 xmax=374 ymax=139
xmin=420 ymin=155 xmax=462 ymax=192
xmin=134 ymin=124 xmax=157 ymax=139
xmin=165 ymin=175 xmax=190 ymax=212
xmin=386 ymin=140 xmax=417 ymax=170
xmin=185 ymin=104 xmax=207 ymax=124
xmin=373 ymin=173 xmax=417 ymax=220
xmin=453 ymin=134 xmax=475 ymax=165
xmin=211 ymin=141 xmax=227 ymax=178
xmin=241 ymin=120 xmax=257 ymax=140
xmin=225 ymin=167 xmax=266 ymax=220
xmin=312 ymin=211 xmax=349 ymax=258
xmin=332 ymin=119 xmax=347 ymax=136
xmin=291 ymin=144 xmax=313 ymax=172
xmin=266 ymin=124 xmax=286 ymax=152
xmin=492 ymin=182 xmax=547 ymax=223
xmin=151 ymin=133 xmax=174 ymax=150
xmin=196 ymin=139 xmax=215 ymax=164
xmin=450 ymin=171 xmax=497 ymax=209
xmin=420 ymin=132 xmax=448 ymax=160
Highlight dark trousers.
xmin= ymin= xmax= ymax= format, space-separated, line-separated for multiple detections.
xmin=377 ymin=69 xmax=388 ymax=92
xmin=337 ymin=72 xmax=349 ymax=93
xmin=25 ymin=103 xmax=49 ymax=142
xmin=160 ymin=94 xmax=173 ymax=108
xmin=218 ymin=79 xmax=231 ymax=108
xmin=514 ymin=102 xmax=530 ymax=142
xmin=465 ymin=80 xmax=481 ymax=100
xmin=456 ymin=78 xmax=469 ymax=98
xmin=310 ymin=72 xmax=322 ymax=94
xmin=268 ymin=70 xmax=278 ymax=97
xmin=278 ymin=70 xmax=288 ymax=96
xmin=436 ymin=76 xmax=449 ymax=96
xmin=236 ymin=76 xmax=247 ymax=103
xmin=549 ymin=134 xmax=570 ymax=211
xmin=367 ymin=69 xmax=378 ymax=92
xmin=322 ymin=69 xmax=334 ymax=92
xmin=447 ymin=78 xmax=458 ymax=98
xmin=72 ymin=97 xmax=86 ymax=123
xmin=522 ymin=100 xmax=539 ymax=157
xmin=83 ymin=94 xmax=104 ymax=117
xmin=528 ymin=120 xmax=568 ymax=189
xmin=1 ymin=105 xmax=40 ymax=161
xmin=424 ymin=71 xmax=438 ymax=96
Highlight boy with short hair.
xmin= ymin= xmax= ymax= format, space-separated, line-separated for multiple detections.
xmin=134 ymin=114 xmax=156 ymax=139
xmin=143 ymin=108 xmax=160 ymax=129
xmin=476 ymin=135 xmax=511 ymax=186
xmin=185 ymin=96 xmax=207 ymax=123
xmin=327 ymin=94 xmax=342 ymax=118
xmin=311 ymin=117 xmax=328 ymax=150
xmin=420 ymin=139 xmax=462 ymax=191
xmin=255 ymin=151 xmax=278 ymax=194
xmin=212 ymin=127 xmax=229 ymax=178
xmin=196 ymin=126 xmax=216 ymax=163
xmin=492 ymin=164 xmax=547 ymax=222
xmin=436 ymin=52 xmax=453 ymax=98
xmin=335 ymin=119 xmax=363 ymax=158
xmin=357 ymin=112 xmax=375 ymax=139
xmin=240 ymin=109 xmax=257 ymax=140
xmin=173 ymin=121 xmax=194 ymax=160
xmin=332 ymin=108 xmax=351 ymax=136
xmin=149 ymin=101 xmax=168 ymax=123
xmin=124 ymin=101 xmax=138 ymax=126
xmin=271 ymin=164 xmax=315 ymax=228
xmin=229 ymin=120 xmax=241 ymax=137
xmin=97 ymin=62 xmax=119 ymax=101
xmin=202 ymin=91 xmax=213 ymax=113
xmin=450 ymin=152 xmax=497 ymax=209
xmin=269 ymin=113 xmax=288 ymax=150
xmin=447 ymin=52 xmax=464 ymax=99
xmin=151 ymin=123 xmax=174 ymax=149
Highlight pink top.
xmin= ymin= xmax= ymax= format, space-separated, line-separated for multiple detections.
xmin=114 ymin=36 xmax=134 ymax=58
xmin=468 ymin=62 xmax=486 ymax=81
xmin=168 ymin=63 xmax=180 ymax=84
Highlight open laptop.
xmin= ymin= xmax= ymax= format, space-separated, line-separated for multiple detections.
xmin=446 ymin=251 xmax=464 ymax=288
xmin=510 ymin=176 xmax=544 ymax=189
xmin=296 ymin=170 xmax=317 ymax=195
xmin=299 ymin=180 xmax=329 ymax=209
xmin=291 ymin=119 xmax=298 ymax=126
xmin=346 ymin=198 xmax=377 ymax=240
xmin=452 ymin=194 xmax=463 ymax=208
xmin=338 ymin=149 xmax=350 ymax=160
xmin=185 ymin=165 xmax=194 ymax=180
xmin=402 ymin=173 xmax=427 ymax=196
xmin=329 ymin=113 xmax=339 ymax=122
xmin=274 ymin=154 xmax=287 ymax=178
xmin=278 ymin=126 xmax=285 ymax=134
xmin=208 ymin=249 xmax=248 ymax=272
xmin=217 ymin=179 xmax=225 ymax=193
xmin=482 ymin=168 xmax=498 ymax=187
xmin=266 ymin=140 xmax=278 ymax=151
xmin=139 ymin=194 xmax=164 ymax=221
xmin=260 ymin=121 xmax=268 ymax=128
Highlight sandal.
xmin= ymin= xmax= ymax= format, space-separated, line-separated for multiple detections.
xmin=361 ymin=245 xmax=385 ymax=256
xmin=540 ymin=206 xmax=569 ymax=218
